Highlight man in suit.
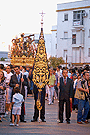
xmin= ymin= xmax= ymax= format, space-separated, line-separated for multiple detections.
xmin=59 ymin=69 xmax=73 ymax=124
xmin=31 ymin=85 xmax=46 ymax=122
xmin=9 ymin=66 xmax=28 ymax=122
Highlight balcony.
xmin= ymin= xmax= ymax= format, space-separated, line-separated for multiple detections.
xmin=72 ymin=44 xmax=84 ymax=48
xmin=73 ymin=10 xmax=85 ymax=28
xmin=73 ymin=22 xmax=84 ymax=29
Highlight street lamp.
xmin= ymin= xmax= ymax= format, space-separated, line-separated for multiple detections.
xmin=79 ymin=45 xmax=81 ymax=63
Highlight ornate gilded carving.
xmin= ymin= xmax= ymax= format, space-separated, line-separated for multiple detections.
xmin=10 ymin=33 xmax=36 ymax=67
xmin=32 ymin=36 xmax=49 ymax=89
xmin=11 ymin=55 xmax=34 ymax=67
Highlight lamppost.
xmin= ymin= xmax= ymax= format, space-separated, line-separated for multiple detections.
xmin=79 ymin=45 xmax=81 ymax=63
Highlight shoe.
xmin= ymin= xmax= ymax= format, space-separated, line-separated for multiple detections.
xmin=10 ymin=123 xmax=14 ymax=126
xmin=59 ymin=121 xmax=63 ymax=123
xmin=20 ymin=120 xmax=26 ymax=123
xmin=84 ymin=120 xmax=89 ymax=124
xmin=48 ymin=103 xmax=51 ymax=105
xmin=51 ymin=102 xmax=53 ymax=105
xmin=31 ymin=119 xmax=37 ymax=122
xmin=42 ymin=119 xmax=46 ymax=122
xmin=77 ymin=121 xmax=83 ymax=124
xmin=45 ymin=97 xmax=47 ymax=100
xmin=16 ymin=124 xmax=19 ymax=127
xmin=0 ymin=120 xmax=2 ymax=122
xmin=67 ymin=120 xmax=70 ymax=124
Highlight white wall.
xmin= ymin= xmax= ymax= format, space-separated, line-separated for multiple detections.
xmin=51 ymin=26 xmax=57 ymax=57
xmin=57 ymin=0 xmax=90 ymax=63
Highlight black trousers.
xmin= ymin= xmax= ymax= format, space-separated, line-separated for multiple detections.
xmin=59 ymin=99 xmax=71 ymax=122
xmin=20 ymin=102 xmax=25 ymax=121
xmin=33 ymin=88 xmax=45 ymax=120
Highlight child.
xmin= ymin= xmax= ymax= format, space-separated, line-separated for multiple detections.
xmin=10 ymin=87 xmax=24 ymax=126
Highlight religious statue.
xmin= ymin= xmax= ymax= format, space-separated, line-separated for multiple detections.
xmin=10 ymin=33 xmax=36 ymax=66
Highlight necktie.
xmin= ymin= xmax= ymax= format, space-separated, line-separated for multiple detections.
xmin=64 ymin=79 xmax=66 ymax=85
xmin=17 ymin=75 xmax=19 ymax=82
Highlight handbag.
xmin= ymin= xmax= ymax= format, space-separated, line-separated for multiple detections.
xmin=74 ymin=88 xmax=85 ymax=100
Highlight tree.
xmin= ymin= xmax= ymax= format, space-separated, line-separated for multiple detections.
xmin=0 ymin=57 xmax=7 ymax=61
xmin=48 ymin=56 xmax=64 ymax=68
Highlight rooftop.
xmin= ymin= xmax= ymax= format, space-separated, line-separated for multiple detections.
xmin=56 ymin=0 xmax=90 ymax=12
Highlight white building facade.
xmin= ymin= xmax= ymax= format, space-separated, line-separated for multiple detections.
xmin=51 ymin=26 xmax=57 ymax=57
xmin=56 ymin=0 xmax=90 ymax=64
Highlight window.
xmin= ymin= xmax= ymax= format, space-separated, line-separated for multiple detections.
xmin=55 ymin=33 xmax=57 ymax=38
xmin=73 ymin=10 xmax=85 ymax=26
xmin=64 ymin=32 xmax=68 ymax=38
xmin=88 ymin=48 xmax=90 ymax=57
xmin=55 ymin=44 xmax=57 ymax=49
xmin=72 ymin=34 xmax=76 ymax=44
xmin=89 ymin=29 xmax=90 ymax=37
xmin=89 ymin=10 xmax=90 ymax=19
xmin=64 ymin=14 xmax=68 ymax=21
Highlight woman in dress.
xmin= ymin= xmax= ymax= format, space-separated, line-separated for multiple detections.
xmin=0 ymin=71 xmax=6 ymax=122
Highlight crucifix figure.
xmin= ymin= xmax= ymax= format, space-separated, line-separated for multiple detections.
xmin=39 ymin=11 xmax=45 ymax=29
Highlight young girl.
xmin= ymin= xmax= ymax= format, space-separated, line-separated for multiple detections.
xmin=10 ymin=87 xmax=24 ymax=126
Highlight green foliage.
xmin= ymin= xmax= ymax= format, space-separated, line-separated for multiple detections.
xmin=0 ymin=57 xmax=7 ymax=61
xmin=48 ymin=56 xmax=64 ymax=68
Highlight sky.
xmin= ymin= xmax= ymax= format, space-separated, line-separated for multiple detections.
xmin=0 ymin=0 xmax=82 ymax=51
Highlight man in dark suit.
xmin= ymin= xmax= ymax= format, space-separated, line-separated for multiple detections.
xmin=31 ymin=85 xmax=46 ymax=122
xmin=59 ymin=69 xmax=73 ymax=124
xmin=9 ymin=66 xmax=28 ymax=122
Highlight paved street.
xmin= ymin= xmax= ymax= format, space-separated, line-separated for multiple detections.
xmin=0 ymin=94 xmax=90 ymax=135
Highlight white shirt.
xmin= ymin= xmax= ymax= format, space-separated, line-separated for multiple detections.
xmin=5 ymin=72 xmax=13 ymax=83
xmin=73 ymin=79 xmax=77 ymax=89
xmin=24 ymin=71 xmax=29 ymax=78
xmin=12 ymin=93 xmax=24 ymax=107
xmin=57 ymin=71 xmax=62 ymax=83
xmin=3 ymin=70 xmax=7 ymax=78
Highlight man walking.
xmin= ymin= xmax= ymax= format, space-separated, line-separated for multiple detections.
xmin=59 ymin=69 xmax=73 ymax=124
xmin=77 ymin=72 xmax=89 ymax=124
xmin=48 ymin=69 xmax=56 ymax=105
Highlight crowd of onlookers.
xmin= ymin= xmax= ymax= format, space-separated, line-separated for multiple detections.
xmin=0 ymin=64 xmax=33 ymax=126
xmin=0 ymin=63 xmax=90 ymax=126
xmin=46 ymin=65 xmax=90 ymax=124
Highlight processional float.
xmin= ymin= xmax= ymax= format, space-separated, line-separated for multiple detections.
xmin=32 ymin=11 xmax=49 ymax=122
xmin=10 ymin=33 xmax=36 ymax=67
